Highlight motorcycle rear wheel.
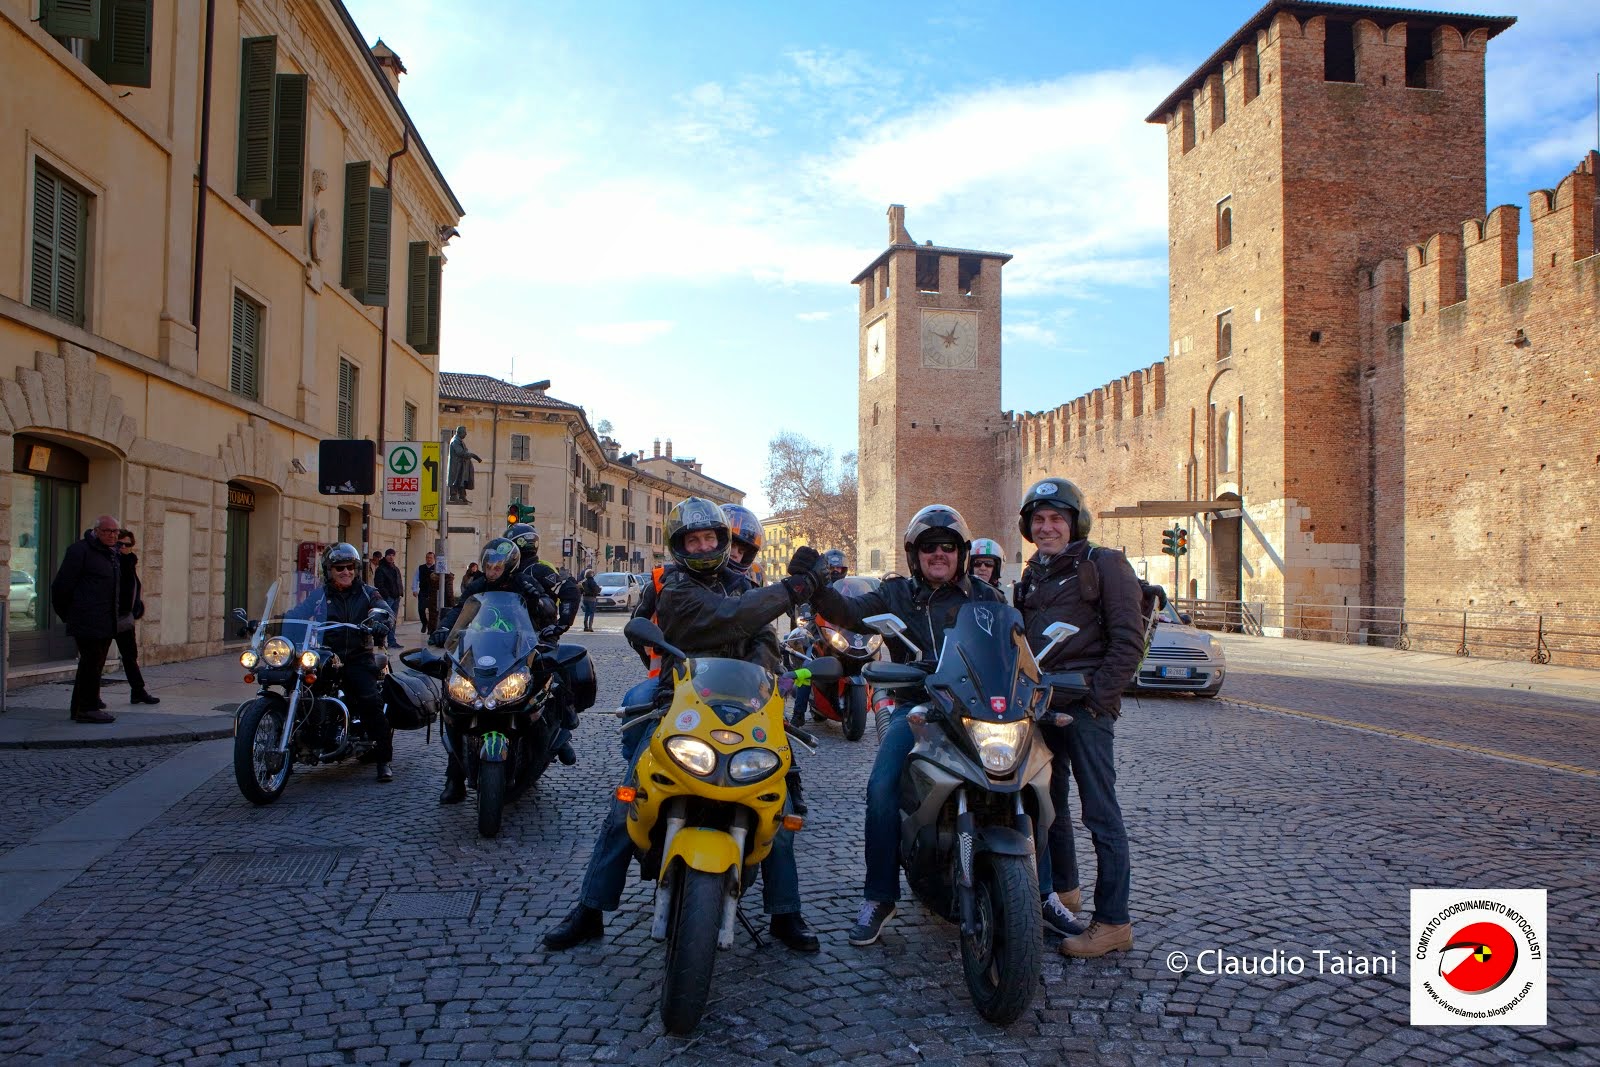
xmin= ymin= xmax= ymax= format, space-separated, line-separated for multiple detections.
xmin=233 ymin=699 xmax=291 ymax=806
xmin=477 ymin=761 xmax=507 ymax=838
xmin=961 ymin=853 xmax=1042 ymax=1025
xmin=659 ymin=865 xmax=723 ymax=1035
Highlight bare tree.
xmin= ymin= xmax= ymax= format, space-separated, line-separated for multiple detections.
xmin=763 ymin=431 xmax=857 ymax=563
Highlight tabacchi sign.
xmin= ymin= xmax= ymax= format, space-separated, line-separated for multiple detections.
xmin=1410 ymin=889 xmax=1546 ymax=1026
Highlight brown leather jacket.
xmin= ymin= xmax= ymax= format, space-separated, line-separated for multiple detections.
xmin=1015 ymin=541 xmax=1146 ymax=717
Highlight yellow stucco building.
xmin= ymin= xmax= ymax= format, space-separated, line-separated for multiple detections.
xmin=1 ymin=0 xmax=462 ymax=671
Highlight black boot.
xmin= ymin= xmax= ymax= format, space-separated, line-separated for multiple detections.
xmin=439 ymin=770 xmax=466 ymax=804
xmin=556 ymin=742 xmax=577 ymax=765
xmin=785 ymin=769 xmax=807 ymax=816
xmin=543 ymin=904 xmax=604 ymax=950
xmin=770 ymin=913 xmax=819 ymax=952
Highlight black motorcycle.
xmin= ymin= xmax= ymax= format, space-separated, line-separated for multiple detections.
xmin=405 ymin=592 xmax=595 ymax=837
xmin=231 ymin=577 xmax=411 ymax=805
xmin=862 ymin=604 xmax=1078 ymax=1025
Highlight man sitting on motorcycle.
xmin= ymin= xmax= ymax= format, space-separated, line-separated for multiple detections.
xmin=968 ymin=538 xmax=1006 ymax=590
xmin=503 ymin=521 xmax=582 ymax=640
xmin=787 ymin=548 xmax=849 ymax=727
xmin=431 ymin=538 xmax=574 ymax=804
xmin=542 ymin=497 xmax=833 ymax=954
xmin=803 ymin=506 xmax=1007 ymax=946
xmin=285 ymin=542 xmax=396 ymax=783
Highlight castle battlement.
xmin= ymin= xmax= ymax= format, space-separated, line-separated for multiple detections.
xmin=995 ymin=359 xmax=1169 ymax=461
xmin=1401 ymin=151 xmax=1599 ymax=323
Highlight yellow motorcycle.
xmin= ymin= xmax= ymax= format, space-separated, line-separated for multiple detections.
xmin=617 ymin=618 xmax=837 ymax=1034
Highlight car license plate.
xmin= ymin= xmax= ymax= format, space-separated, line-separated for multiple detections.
xmin=1160 ymin=666 xmax=1194 ymax=679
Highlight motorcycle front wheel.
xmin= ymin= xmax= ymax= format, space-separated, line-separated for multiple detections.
xmin=477 ymin=761 xmax=507 ymax=838
xmin=659 ymin=865 xmax=723 ymax=1035
xmin=233 ymin=698 xmax=291 ymax=806
xmin=961 ymin=853 xmax=1042 ymax=1026
xmin=843 ymin=683 xmax=868 ymax=742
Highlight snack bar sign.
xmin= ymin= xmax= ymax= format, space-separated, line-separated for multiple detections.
xmin=384 ymin=443 xmax=421 ymax=519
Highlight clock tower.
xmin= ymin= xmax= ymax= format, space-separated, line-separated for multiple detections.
xmin=854 ymin=205 xmax=1010 ymax=576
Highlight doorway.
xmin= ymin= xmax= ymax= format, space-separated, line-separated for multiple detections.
xmin=9 ymin=439 xmax=88 ymax=664
xmin=224 ymin=483 xmax=254 ymax=623
xmin=1209 ymin=493 xmax=1243 ymax=630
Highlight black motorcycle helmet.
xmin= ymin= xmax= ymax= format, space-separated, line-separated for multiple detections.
xmin=823 ymin=549 xmax=847 ymax=581
xmin=478 ymin=537 xmax=521 ymax=583
xmin=721 ymin=504 xmax=763 ymax=574
xmin=322 ymin=542 xmax=363 ymax=583
xmin=666 ymin=497 xmax=730 ymax=574
xmin=902 ymin=504 xmax=970 ymax=579
xmin=504 ymin=522 xmax=539 ymax=568
xmin=1018 ymin=477 xmax=1090 ymax=543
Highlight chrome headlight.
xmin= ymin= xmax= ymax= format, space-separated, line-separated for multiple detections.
xmin=728 ymin=747 xmax=780 ymax=782
xmin=665 ymin=735 xmax=717 ymax=777
xmin=866 ymin=634 xmax=883 ymax=654
xmin=447 ymin=673 xmax=479 ymax=706
xmin=240 ymin=650 xmax=259 ymax=669
xmin=965 ymin=718 xmax=1029 ymax=776
xmin=262 ymin=637 xmax=294 ymax=668
xmin=826 ymin=629 xmax=850 ymax=652
xmin=489 ymin=669 xmax=531 ymax=706
xmin=298 ymin=650 xmax=320 ymax=670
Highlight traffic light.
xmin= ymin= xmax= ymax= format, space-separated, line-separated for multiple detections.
xmin=1176 ymin=528 xmax=1189 ymax=556
xmin=1161 ymin=528 xmax=1179 ymax=557
xmin=604 ymin=545 xmax=613 ymax=560
xmin=506 ymin=501 xmax=535 ymax=526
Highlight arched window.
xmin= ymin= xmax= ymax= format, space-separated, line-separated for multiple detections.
xmin=1216 ymin=196 xmax=1232 ymax=248
xmin=1217 ymin=410 xmax=1234 ymax=473
xmin=1216 ymin=310 xmax=1234 ymax=362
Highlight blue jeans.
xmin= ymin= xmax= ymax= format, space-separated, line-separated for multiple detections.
xmin=1036 ymin=712 xmax=1130 ymax=925
xmin=385 ymin=597 xmax=402 ymax=647
xmin=582 ymin=599 xmax=596 ymax=628
xmin=864 ymin=706 xmax=917 ymax=903
xmin=579 ymin=724 xmax=801 ymax=915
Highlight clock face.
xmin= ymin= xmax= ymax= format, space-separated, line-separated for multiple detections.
xmin=865 ymin=318 xmax=887 ymax=380
xmin=920 ymin=310 xmax=978 ymax=369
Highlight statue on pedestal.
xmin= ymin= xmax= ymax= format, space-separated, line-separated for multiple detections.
xmin=447 ymin=426 xmax=481 ymax=505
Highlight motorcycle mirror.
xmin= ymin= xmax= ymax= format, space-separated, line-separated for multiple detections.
xmin=799 ymin=656 xmax=842 ymax=686
xmin=862 ymin=613 xmax=922 ymax=660
xmin=400 ymin=648 xmax=449 ymax=680
xmin=1034 ymin=620 xmax=1080 ymax=666
xmin=623 ymin=616 xmax=689 ymax=665
xmin=862 ymin=661 xmax=928 ymax=688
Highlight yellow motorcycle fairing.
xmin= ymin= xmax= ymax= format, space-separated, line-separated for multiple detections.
xmin=661 ymin=827 xmax=742 ymax=876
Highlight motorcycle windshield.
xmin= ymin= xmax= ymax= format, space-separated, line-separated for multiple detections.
xmin=683 ymin=658 xmax=773 ymax=716
xmin=925 ymin=603 xmax=1042 ymax=722
xmin=445 ymin=592 xmax=537 ymax=678
xmin=819 ymin=576 xmax=882 ymax=647
xmin=252 ymin=576 xmax=316 ymax=652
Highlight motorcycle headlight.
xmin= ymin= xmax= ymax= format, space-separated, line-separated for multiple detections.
xmin=826 ymin=629 xmax=850 ymax=652
xmin=490 ymin=669 xmax=531 ymax=705
xmin=240 ymin=650 xmax=258 ymax=670
xmin=664 ymin=735 xmax=717 ymax=777
xmin=728 ymin=748 xmax=780 ymax=783
xmin=866 ymin=635 xmax=883 ymax=654
xmin=447 ymin=673 xmax=479 ymax=706
xmin=262 ymin=637 xmax=293 ymax=668
xmin=964 ymin=718 xmax=1029 ymax=776
xmin=298 ymin=650 xmax=319 ymax=671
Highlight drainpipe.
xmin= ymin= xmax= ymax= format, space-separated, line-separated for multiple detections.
xmin=376 ymin=130 xmax=410 ymax=451
xmin=191 ymin=0 xmax=218 ymax=335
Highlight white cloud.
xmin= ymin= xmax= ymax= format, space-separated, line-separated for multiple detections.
xmin=796 ymin=310 xmax=833 ymax=321
xmin=1003 ymin=321 xmax=1059 ymax=346
xmin=787 ymin=48 xmax=869 ymax=89
xmin=573 ymin=320 xmax=676 ymax=345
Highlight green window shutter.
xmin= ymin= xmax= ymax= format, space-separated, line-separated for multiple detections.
xmin=30 ymin=167 xmax=87 ymax=327
xmin=341 ymin=161 xmax=370 ymax=291
xmin=40 ymin=0 xmax=102 ymax=40
xmin=29 ymin=168 xmax=60 ymax=316
xmin=423 ymin=254 xmax=442 ymax=355
xmin=230 ymin=292 xmax=260 ymax=401
xmin=87 ymin=0 xmax=152 ymax=87
xmin=235 ymin=36 xmax=278 ymax=200
xmin=337 ymin=359 xmax=358 ymax=438
xmin=405 ymin=241 xmax=429 ymax=347
xmin=260 ymin=73 xmax=307 ymax=225
xmin=359 ymin=186 xmax=390 ymax=307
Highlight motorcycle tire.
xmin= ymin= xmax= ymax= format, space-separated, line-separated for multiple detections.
xmin=961 ymin=853 xmax=1042 ymax=1026
xmin=843 ymin=684 xmax=868 ymax=742
xmin=233 ymin=698 xmax=291 ymax=806
xmin=477 ymin=761 xmax=507 ymax=838
xmin=659 ymin=865 xmax=723 ymax=1035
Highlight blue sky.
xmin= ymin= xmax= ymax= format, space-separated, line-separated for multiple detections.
xmin=344 ymin=0 xmax=1600 ymax=516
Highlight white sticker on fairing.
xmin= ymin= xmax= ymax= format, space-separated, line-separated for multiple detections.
xmin=675 ymin=709 xmax=701 ymax=731
xmin=1034 ymin=482 xmax=1057 ymax=496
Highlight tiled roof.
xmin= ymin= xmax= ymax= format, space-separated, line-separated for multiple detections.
xmin=438 ymin=373 xmax=581 ymax=409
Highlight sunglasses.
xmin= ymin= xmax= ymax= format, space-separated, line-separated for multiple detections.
xmin=918 ymin=542 xmax=961 ymax=555
xmin=330 ymin=562 xmax=358 ymax=572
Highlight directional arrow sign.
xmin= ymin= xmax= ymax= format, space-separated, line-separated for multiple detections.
xmin=419 ymin=442 xmax=441 ymax=521
xmin=384 ymin=442 xmax=422 ymax=519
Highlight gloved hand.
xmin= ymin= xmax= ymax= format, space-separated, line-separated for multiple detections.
xmin=539 ymin=625 xmax=564 ymax=645
xmin=365 ymin=617 xmax=389 ymax=637
xmin=429 ymin=628 xmax=450 ymax=647
xmin=788 ymin=546 xmax=823 ymax=578
xmin=782 ymin=574 xmax=816 ymax=606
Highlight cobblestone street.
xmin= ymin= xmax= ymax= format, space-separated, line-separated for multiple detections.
xmin=0 ymin=624 xmax=1596 ymax=1065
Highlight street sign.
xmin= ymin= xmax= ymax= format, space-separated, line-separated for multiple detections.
xmin=419 ymin=442 xmax=440 ymax=521
xmin=562 ymin=537 xmax=574 ymax=558
xmin=383 ymin=442 xmax=422 ymax=519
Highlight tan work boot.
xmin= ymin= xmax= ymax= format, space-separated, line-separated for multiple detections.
xmin=1060 ymin=920 xmax=1133 ymax=958
xmin=1058 ymin=887 xmax=1081 ymax=913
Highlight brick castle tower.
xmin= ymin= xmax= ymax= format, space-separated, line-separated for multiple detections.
xmin=853 ymin=206 xmax=1010 ymax=576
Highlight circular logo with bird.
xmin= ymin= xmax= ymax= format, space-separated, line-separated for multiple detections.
xmin=1437 ymin=920 xmax=1518 ymax=994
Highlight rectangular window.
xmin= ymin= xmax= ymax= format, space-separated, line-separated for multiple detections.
xmin=1216 ymin=196 xmax=1233 ymax=249
xmin=260 ymin=72 xmax=308 ymax=225
xmin=337 ymin=358 xmax=358 ymax=438
xmin=510 ymin=433 xmax=530 ymax=461
xmin=510 ymin=482 xmax=528 ymax=504
xmin=915 ymin=252 xmax=940 ymax=293
xmin=402 ymin=402 xmax=416 ymax=441
xmin=341 ymin=161 xmax=390 ymax=306
xmin=1405 ymin=29 xmax=1435 ymax=89
xmin=30 ymin=163 xmax=90 ymax=327
xmin=229 ymin=291 xmax=262 ymax=400
xmin=44 ymin=0 xmax=153 ymax=88
xmin=621 ymin=488 xmax=632 ymax=506
xmin=405 ymin=241 xmax=442 ymax=352
xmin=1324 ymin=20 xmax=1356 ymax=83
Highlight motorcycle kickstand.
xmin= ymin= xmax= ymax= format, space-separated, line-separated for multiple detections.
xmin=737 ymin=906 xmax=764 ymax=949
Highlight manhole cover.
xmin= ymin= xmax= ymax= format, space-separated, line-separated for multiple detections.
xmin=369 ymin=890 xmax=479 ymax=920
xmin=191 ymin=851 xmax=342 ymax=886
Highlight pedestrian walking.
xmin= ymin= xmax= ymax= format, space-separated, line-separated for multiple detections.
xmin=375 ymin=548 xmax=405 ymax=649
xmin=113 ymin=529 xmax=159 ymax=705
xmin=580 ymin=568 xmax=600 ymax=631
xmin=414 ymin=550 xmax=440 ymax=634
xmin=50 ymin=515 xmax=123 ymax=723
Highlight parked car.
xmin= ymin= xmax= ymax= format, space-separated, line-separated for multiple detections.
xmin=8 ymin=570 xmax=36 ymax=618
xmin=1129 ymin=600 xmax=1225 ymax=697
xmin=593 ymin=571 xmax=642 ymax=611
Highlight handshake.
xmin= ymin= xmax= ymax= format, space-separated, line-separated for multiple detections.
xmin=781 ymin=547 xmax=835 ymax=606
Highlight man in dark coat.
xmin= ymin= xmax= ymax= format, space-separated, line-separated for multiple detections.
xmin=51 ymin=515 xmax=123 ymax=723
xmin=414 ymin=551 xmax=440 ymax=634
xmin=375 ymin=549 xmax=405 ymax=649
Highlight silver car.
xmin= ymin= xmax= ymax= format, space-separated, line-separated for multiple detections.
xmin=1130 ymin=601 xmax=1226 ymax=697
xmin=593 ymin=572 xmax=641 ymax=612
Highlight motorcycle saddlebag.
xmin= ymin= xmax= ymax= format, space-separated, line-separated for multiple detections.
xmin=548 ymin=644 xmax=597 ymax=713
xmin=384 ymin=665 xmax=442 ymax=730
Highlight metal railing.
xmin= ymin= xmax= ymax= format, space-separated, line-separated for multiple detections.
xmin=1177 ymin=598 xmax=1600 ymax=669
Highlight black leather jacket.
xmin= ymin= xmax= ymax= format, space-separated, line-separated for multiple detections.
xmin=439 ymin=562 xmax=568 ymax=635
xmin=286 ymin=581 xmax=386 ymax=660
xmin=810 ymin=573 xmax=1005 ymax=672
xmin=637 ymin=564 xmax=786 ymax=673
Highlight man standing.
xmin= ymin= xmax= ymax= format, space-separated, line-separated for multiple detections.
xmin=375 ymin=549 xmax=405 ymax=649
xmin=414 ymin=551 xmax=440 ymax=635
xmin=1014 ymin=478 xmax=1145 ymax=958
xmin=51 ymin=515 xmax=123 ymax=724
